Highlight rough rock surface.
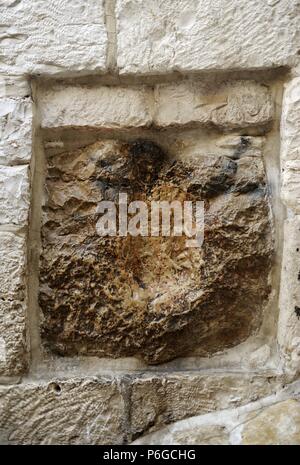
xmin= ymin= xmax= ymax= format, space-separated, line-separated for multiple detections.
xmin=0 ymin=0 xmax=107 ymax=77
xmin=0 ymin=378 xmax=125 ymax=444
xmin=40 ymin=137 xmax=273 ymax=364
xmin=116 ymin=0 xmax=300 ymax=74
xmin=0 ymin=165 xmax=30 ymax=226
xmin=0 ymin=300 xmax=27 ymax=376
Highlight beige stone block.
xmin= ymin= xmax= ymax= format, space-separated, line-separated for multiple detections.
xmin=0 ymin=165 xmax=30 ymax=226
xmin=0 ymin=378 xmax=125 ymax=444
xmin=0 ymin=98 xmax=32 ymax=165
xmin=129 ymin=373 xmax=282 ymax=438
xmin=0 ymin=0 xmax=107 ymax=77
xmin=39 ymin=85 xmax=152 ymax=129
xmin=116 ymin=0 xmax=300 ymax=74
xmin=154 ymin=81 xmax=273 ymax=129
xmin=133 ymin=382 xmax=300 ymax=445
xmin=0 ymin=300 xmax=27 ymax=376
xmin=0 ymin=231 xmax=26 ymax=300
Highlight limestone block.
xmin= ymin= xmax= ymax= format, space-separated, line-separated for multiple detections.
xmin=0 ymin=232 xmax=26 ymax=300
xmin=0 ymin=300 xmax=27 ymax=376
xmin=116 ymin=0 xmax=300 ymax=74
xmin=134 ymin=399 xmax=300 ymax=445
xmin=39 ymin=139 xmax=273 ymax=364
xmin=154 ymin=81 xmax=273 ymax=129
xmin=241 ymin=400 xmax=300 ymax=445
xmin=0 ymin=0 xmax=107 ymax=77
xmin=133 ymin=382 xmax=300 ymax=445
xmin=0 ymin=378 xmax=125 ymax=444
xmin=129 ymin=373 xmax=282 ymax=438
xmin=0 ymin=165 xmax=30 ymax=226
xmin=278 ymin=217 xmax=300 ymax=377
xmin=39 ymin=85 xmax=152 ymax=129
xmin=0 ymin=76 xmax=30 ymax=99
xmin=0 ymin=98 xmax=32 ymax=165
xmin=281 ymin=78 xmax=300 ymax=212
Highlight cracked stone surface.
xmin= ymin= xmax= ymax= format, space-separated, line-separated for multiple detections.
xmin=40 ymin=137 xmax=273 ymax=364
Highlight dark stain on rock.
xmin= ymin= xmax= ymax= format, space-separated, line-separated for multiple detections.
xmin=39 ymin=138 xmax=273 ymax=364
xmin=231 ymin=136 xmax=251 ymax=160
xmin=295 ymin=306 xmax=300 ymax=319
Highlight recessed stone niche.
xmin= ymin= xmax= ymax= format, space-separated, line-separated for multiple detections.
xmin=38 ymin=79 xmax=275 ymax=365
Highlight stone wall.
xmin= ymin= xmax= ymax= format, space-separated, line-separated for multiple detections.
xmin=0 ymin=0 xmax=300 ymax=445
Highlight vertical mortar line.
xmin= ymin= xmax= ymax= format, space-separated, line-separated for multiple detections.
xmin=26 ymin=79 xmax=45 ymax=372
xmin=104 ymin=0 xmax=118 ymax=72
xmin=119 ymin=375 xmax=133 ymax=444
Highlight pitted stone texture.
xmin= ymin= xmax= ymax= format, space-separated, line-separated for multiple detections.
xmin=0 ymin=0 xmax=107 ymax=77
xmin=116 ymin=0 xmax=300 ymax=74
xmin=0 ymin=300 xmax=27 ymax=376
xmin=0 ymin=232 xmax=26 ymax=300
xmin=0 ymin=165 xmax=30 ymax=226
xmin=0 ymin=98 xmax=32 ymax=165
xmin=281 ymin=78 xmax=300 ymax=213
xmin=154 ymin=81 xmax=273 ymax=129
xmin=241 ymin=400 xmax=300 ymax=445
xmin=278 ymin=217 xmax=300 ymax=377
xmin=0 ymin=378 xmax=125 ymax=444
xmin=40 ymin=137 xmax=273 ymax=364
xmin=39 ymin=85 xmax=152 ymax=129
xmin=129 ymin=373 xmax=282 ymax=439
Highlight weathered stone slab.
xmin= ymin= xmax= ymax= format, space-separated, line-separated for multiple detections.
xmin=281 ymin=78 xmax=300 ymax=213
xmin=0 ymin=0 xmax=107 ymax=77
xmin=0 ymin=98 xmax=32 ymax=165
xmin=0 ymin=232 xmax=26 ymax=300
xmin=0 ymin=378 xmax=125 ymax=444
xmin=39 ymin=137 xmax=273 ymax=364
xmin=116 ymin=0 xmax=300 ymax=74
xmin=0 ymin=300 xmax=27 ymax=376
xmin=39 ymin=85 xmax=152 ymax=129
xmin=133 ymin=382 xmax=300 ymax=445
xmin=0 ymin=165 xmax=30 ymax=226
xmin=278 ymin=217 xmax=300 ymax=377
xmin=154 ymin=81 xmax=273 ymax=129
xmin=129 ymin=373 xmax=283 ymax=439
